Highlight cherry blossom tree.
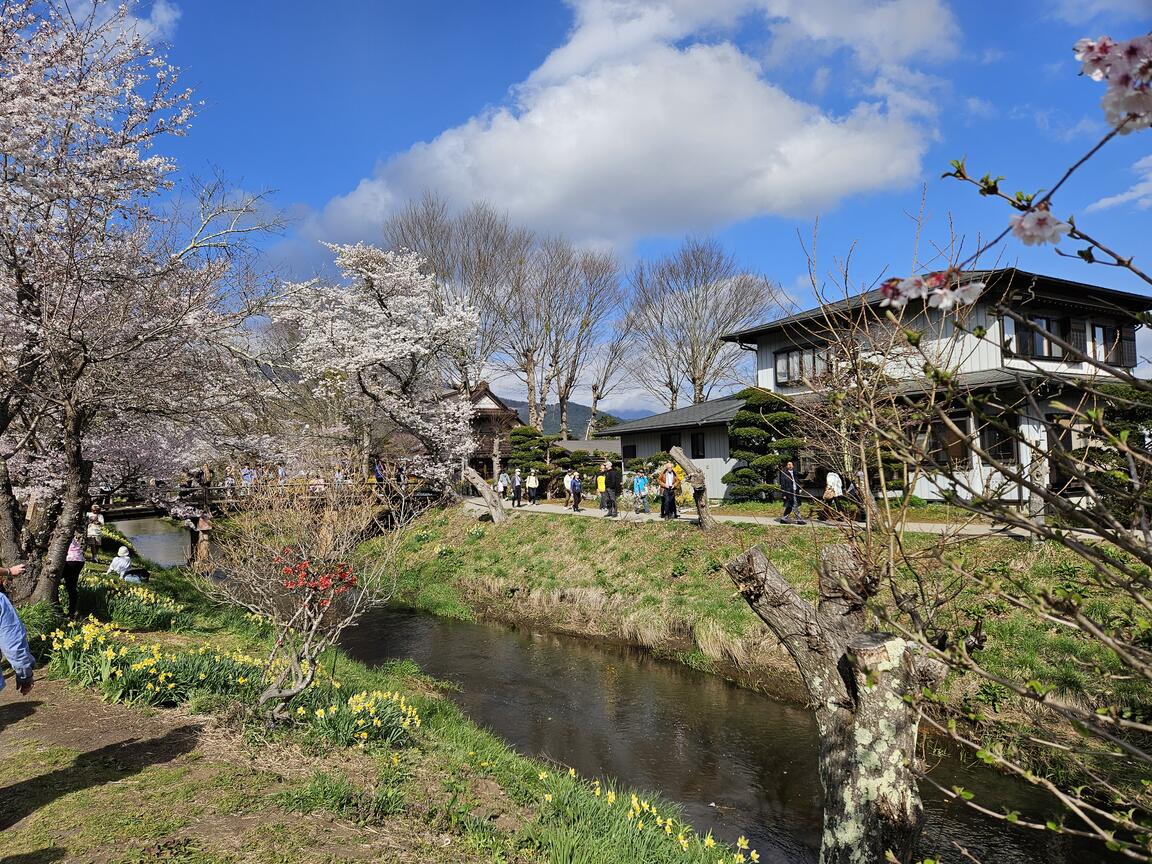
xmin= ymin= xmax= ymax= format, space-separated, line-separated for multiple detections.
xmin=0 ymin=2 xmax=279 ymax=603
xmin=275 ymin=242 xmax=478 ymax=484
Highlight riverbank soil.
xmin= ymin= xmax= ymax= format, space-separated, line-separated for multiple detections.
xmin=0 ymin=678 xmax=509 ymax=864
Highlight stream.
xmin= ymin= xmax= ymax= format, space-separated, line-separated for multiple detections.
xmin=116 ymin=516 xmax=1113 ymax=864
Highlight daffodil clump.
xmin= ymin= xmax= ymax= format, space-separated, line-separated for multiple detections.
xmin=49 ymin=619 xmax=264 ymax=706
xmin=527 ymin=770 xmax=759 ymax=864
xmin=296 ymin=686 xmax=422 ymax=750
xmin=79 ymin=571 xmax=192 ymax=631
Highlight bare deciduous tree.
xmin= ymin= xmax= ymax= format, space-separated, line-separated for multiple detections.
xmin=629 ymin=237 xmax=782 ymax=409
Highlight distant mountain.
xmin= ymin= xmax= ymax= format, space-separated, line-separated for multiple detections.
xmin=501 ymin=398 xmax=644 ymax=437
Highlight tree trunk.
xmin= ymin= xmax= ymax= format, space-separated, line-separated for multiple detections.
xmin=0 ymin=458 xmax=25 ymax=567
xmin=35 ymin=406 xmax=91 ymax=604
xmin=558 ymin=396 xmax=570 ymax=440
xmin=525 ymin=351 xmax=542 ymax=431
xmin=490 ymin=435 xmax=501 ymax=482
xmin=725 ymin=545 xmax=926 ymax=864
xmin=463 ymin=467 xmax=507 ymax=524
xmin=669 ymin=446 xmax=718 ymax=531
xmin=584 ymin=386 xmax=602 ymax=440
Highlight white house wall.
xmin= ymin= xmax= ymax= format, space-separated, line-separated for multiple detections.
xmin=619 ymin=424 xmax=737 ymax=500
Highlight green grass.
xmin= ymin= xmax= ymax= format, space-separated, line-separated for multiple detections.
xmin=17 ymin=553 xmax=760 ymax=864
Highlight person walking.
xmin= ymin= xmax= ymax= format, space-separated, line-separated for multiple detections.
xmin=511 ymin=469 xmax=523 ymax=508
xmin=63 ymin=534 xmax=86 ymax=618
xmin=571 ymin=471 xmax=584 ymax=512
xmin=84 ymin=505 xmax=105 ymax=562
xmin=659 ymin=462 xmax=679 ymax=520
xmin=778 ymin=460 xmax=805 ymax=525
xmin=563 ymin=469 xmax=574 ymax=508
xmin=595 ymin=465 xmax=607 ymax=511
xmin=823 ymin=468 xmax=844 ymax=519
xmin=526 ymin=469 xmax=540 ymax=505
xmin=603 ymin=461 xmax=622 ymax=518
xmin=497 ymin=469 xmax=510 ymax=500
xmin=0 ymin=570 xmax=34 ymax=697
xmin=632 ymin=470 xmax=650 ymax=514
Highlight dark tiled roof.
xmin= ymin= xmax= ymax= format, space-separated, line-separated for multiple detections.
xmin=722 ymin=268 xmax=1152 ymax=343
xmin=593 ymin=397 xmax=744 ymax=436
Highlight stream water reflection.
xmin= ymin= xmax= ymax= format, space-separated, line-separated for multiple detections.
xmin=111 ymin=518 xmax=1113 ymax=864
xmin=344 ymin=609 xmax=1112 ymax=864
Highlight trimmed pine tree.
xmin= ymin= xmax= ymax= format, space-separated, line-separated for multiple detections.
xmin=722 ymin=387 xmax=802 ymax=502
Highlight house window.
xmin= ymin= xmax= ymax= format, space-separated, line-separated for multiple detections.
xmin=979 ymin=413 xmax=1019 ymax=464
xmin=691 ymin=432 xmax=706 ymax=460
xmin=929 ymin=413 xmax=972 ymax=469
xmin=622 ymin=444 xmax=637 ymax=460
xmin=774 ymin=346 xmax=827 ymax=386
xmin=1001 ymin=316 xmax=1016 ymax=354
xmin=1092 ymin=323 xmax=1123 ymax=365
xmin=1028 ymin=316 xmax=1064 ymax=359
xmin=660 ymin=431 xmax=681 ymax=453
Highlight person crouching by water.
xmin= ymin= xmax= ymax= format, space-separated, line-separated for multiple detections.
xmin=107 ymin=546 xmax=145 ymax=584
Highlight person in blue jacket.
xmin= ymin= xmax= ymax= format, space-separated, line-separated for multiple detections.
xmin=0 ymin=562 xmax=34 ymax=695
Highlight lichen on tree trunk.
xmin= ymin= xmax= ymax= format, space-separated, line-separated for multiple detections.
xmin=725 ymin=544 xmax=926 ymax=864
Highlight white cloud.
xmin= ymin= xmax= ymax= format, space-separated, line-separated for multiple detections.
xmin=76 ymin=0 xmax=181 ymax=44
xmin=1051 ymin=0 xmax=1152 ymax=23
xmin=963 ymin=96 xmax=996 ymax=121
xmin=288 ymin=0 xmax=956 ymax=262
xmin=1087 ymin=154 xmax=1152 ymax=212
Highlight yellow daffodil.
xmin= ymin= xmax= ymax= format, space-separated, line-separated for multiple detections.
xmin=737 ymin=836 xmax=750 ymax=850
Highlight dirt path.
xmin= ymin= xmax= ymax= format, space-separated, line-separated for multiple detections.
xmin=0 ymin=679 xmax=474 ymax=864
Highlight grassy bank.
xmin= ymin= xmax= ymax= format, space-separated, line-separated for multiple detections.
xmin=8 ymin=561 xmax=758 ymax=864
xmin=386 ymin=506 xmax=1150 ymax=794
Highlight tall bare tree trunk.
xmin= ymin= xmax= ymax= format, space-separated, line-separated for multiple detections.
xmin=725 ymin=545 xmax=928 ymax=864
xmin=558 ymin=397 xmax=570 ymax=440
xmin=669 ymin=446 xmax=718 ymax=531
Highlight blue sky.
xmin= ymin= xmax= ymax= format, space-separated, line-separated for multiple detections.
xmin=145 ymin=0 xmax=1152 ymax=403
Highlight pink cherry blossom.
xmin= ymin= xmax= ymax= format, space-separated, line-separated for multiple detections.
xmin=1074 ymin=36 xmax=1116 ymax=81
xmin=1008 ymin=208 xmax=1072 ymax=246
xmin=1075 ymin=33 xmax=1152 ymax=132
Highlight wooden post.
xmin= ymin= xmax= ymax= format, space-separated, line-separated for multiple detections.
xmin=668 ymin=446 xmax=718 ymax=531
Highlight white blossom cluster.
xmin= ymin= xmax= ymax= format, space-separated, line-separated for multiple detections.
xmin=278 ymin=243 xmax=479 ymax=482
xmin=1075 ymin=33 xmax=1152 ymax=133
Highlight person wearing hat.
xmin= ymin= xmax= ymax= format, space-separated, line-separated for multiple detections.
xmin=84 ymin=504 xmax=105 ymax=562
xmin=526 ymin=469 xmax=540 ymax=505
xmin=107 ymin=546 xmax=143 ymax=584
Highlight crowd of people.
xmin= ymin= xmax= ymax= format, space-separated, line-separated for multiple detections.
xmin=494 ymin=461 xmax=686 ymax=520
xmin=778 ymin=461 xmax=870 ymax=525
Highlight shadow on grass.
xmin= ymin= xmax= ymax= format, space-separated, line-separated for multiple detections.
xmin=0 ymin=849 xmax=67 ymax=863
xmin=0 ymin=700 xmax=42 ymax=733
xmin=0 ymin=725 xmax=201 ymax=830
